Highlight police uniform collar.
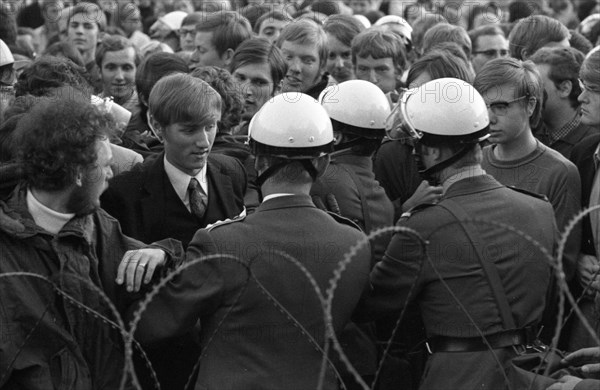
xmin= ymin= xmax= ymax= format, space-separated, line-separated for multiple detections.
xmin=256 ymin=194 xmax=315 ymax=212
xmin=443 ymin=174 xmax=503 ymax=199
xmin=442 ymin=165 xmax=486 ymax=195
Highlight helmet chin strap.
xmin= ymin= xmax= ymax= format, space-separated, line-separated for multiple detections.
xmin=413 ymin=143 xmax=473 ymax=186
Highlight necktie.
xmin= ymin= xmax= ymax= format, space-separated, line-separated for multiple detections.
xmin=188 ymin=177 xmax=208 ymax=219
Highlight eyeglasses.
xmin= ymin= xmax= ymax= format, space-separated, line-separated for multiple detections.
xmin=473 ymin=49 xmax=509 ymax=57
xmin=485 ymin=95 xmax=529 ymax=116
xmin=579 ymin=78 xmax=600 ymax=94
xmin=178 ymin=28 xmax=196 ymax=37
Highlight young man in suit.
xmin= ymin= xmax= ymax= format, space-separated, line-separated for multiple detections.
xmin=101 ymin=73 xmax=247 ymax=248
xmin=100 ymin=73 xmax=246 ymax=390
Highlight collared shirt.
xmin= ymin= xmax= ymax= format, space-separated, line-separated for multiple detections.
xmin=442 ymin=166 xmax=487 ymax=195
xmin=26 ymin=188 xmax=75 ymax=235
xmin=262 ymin=193 xmax=294 ymax=202
xmin=550 ymin=109 xmax=582 ymax=144
xmin=164 ymin=156 xmax=208 ymax=212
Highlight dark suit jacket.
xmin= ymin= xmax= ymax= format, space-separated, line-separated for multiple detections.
xmin=130 ymin=195 xmax=372 ymax=390
xmin=101 ymin=152 xmax=246 ymax=248
xmin=101 ymin=152 xmax=246 ymax=390
xmin=570 ymin=133 xmax=600 ymax=255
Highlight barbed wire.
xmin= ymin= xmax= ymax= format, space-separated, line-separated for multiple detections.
xmin=1 ymin=204 xmax=600 ymax=389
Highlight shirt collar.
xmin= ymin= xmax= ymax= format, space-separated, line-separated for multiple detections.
xmin=442 ymin=166 xmax=487 ymax=195
xmin=163 ymin=155 xmax=208 ymax=208
xmin=262 ymin=193 xmax=294 ymax=203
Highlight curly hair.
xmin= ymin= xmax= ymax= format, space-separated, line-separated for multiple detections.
xmin=14 ymin=55 xmax=92 ymax=97
xmin=190 ymin=66 xmax=244 ymax=133
xmin=14 ymin=92 xmax=114 ymax=191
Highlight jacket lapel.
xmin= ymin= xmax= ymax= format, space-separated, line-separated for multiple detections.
xmin=140 ymin=153 xmax=171 ymax=238
xmin=204 ymin=158 xmax=237 ymax=222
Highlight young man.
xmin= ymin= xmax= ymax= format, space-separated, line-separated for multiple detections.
xmin=96 ymin=34 xmax=141 ymax=113
xmin=468 ymin=25 xmax=509 ymax=74
xmin=530 ymin=47 xmax=595 ymax=158
xmin=276 ymin=18 xmax=330 ymax=99
xmin=254 ymin=10 xmax=292 ymax=44
xmin=508 ymin=14 xmax=571 ymax=60
xmin=101 ymin=73 xmax=247 ymax=390
xmin=0 ymin=94 xmax=180 ymax=389
xmin=230 ymin=38 xmax=287 ymax=126
xmin=66 ymin=2 xmax=106 ymax=92
xmin=351 ymin=28 xmax=407 ymax=100
xmin=189 ymin=11 xmax=252 ymax=70
xmin=475 ymin=58 xmax=582 ymax=341
xmin=566 ymin=48 xmax=600 ymax=354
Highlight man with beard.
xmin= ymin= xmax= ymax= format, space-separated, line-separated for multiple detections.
xmin=0 ymin=95 xmax=181 ymax=389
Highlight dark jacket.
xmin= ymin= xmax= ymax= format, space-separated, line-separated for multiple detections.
xmin=355 ymin=174 xmax=556 ymax=390
xmin=570 ymin=133 xmax=600 ymax=256
xmin=0 ymin=184 xmax=182 ymax=389
xmin=130 ymin=195 xmax=372 ymax=390
xmin=101 ymin=152 xmax=247 ymax=248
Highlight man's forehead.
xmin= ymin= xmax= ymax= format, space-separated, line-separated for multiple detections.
xmin=103 ymin=47 xmax=136 ymax=63
xmin=476 ymin=34 xmax=507 ymax=47
xmin=481 ymin=84 xmax=518 ymax=101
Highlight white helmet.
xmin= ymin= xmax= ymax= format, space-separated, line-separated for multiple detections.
xmin=0 ymin=39 xmax=14 ymax=67
xmin=319 ymin=80 xmax=390 ymax=138
xmin=249 ymin=93 xmax=334 ymax=159
xmin=387 ymin=77 xmax=489 ymax=145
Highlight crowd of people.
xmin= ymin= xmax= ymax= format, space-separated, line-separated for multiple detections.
xmin=1 ymin=0 xmax=600 ymax=389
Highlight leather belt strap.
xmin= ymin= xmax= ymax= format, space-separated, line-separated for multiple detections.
xmin=427 ymin=328 xmax=535 ymax=353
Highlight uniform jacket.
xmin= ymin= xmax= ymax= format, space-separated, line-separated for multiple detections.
xmin=355 ymin=174 xmax=556 ymax=390
xmin=311 ymin=153 xmax=394 ymax=265
xmin=0 ymin=184 xmax=181 ymax=389
xmin=101 ymin=152 xmax=247 ymax=248
xmin=130 ymin=195 xmax=372 ymax=390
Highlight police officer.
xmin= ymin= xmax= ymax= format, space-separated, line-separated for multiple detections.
xmin=355 ymin=78 xmax=557 ymax=390
xmin=312 ymin=80 xmax=394 ymax=265
xmin=129 ymin=93 xmax=372 ymax=390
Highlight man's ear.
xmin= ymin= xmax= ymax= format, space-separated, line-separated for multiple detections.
xmin=423 ymin=144 xmax=442 ymax=162
xmin=333 ymin=130 xmax=343 ymax=145
xmin=147 ymin=112 xmax=164 ymax=141
xmin=314 ymin=155 xmax=331 ymax=178
xmin=526 ymin=96 xmax=537 ymax=117
xmin=221 ymin=48 xmax=235 ymax=66
xmin=557 ymin=79 xmax=572 ymax=98
xmin=74 ymin=166 xmax=84 ymax=187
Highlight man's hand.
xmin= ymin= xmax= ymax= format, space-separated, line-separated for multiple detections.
xmin=546 ymin=376 xmax=583 ymax=390
xmin=116 ymin=249 xmax=167 ymax=292
xmin=577 ymin=254 xmax=600 ymax=294
xmin=561 ymin=347 xmax=600 ymax=377
xmin=402 ymin=180 xmax=443 ymax=212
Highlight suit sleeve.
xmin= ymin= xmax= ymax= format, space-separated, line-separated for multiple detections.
xmin=353 ymin=221 xmax=425 ymax=322
xmin=125 ymin=229 xmax=225 ymax=346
